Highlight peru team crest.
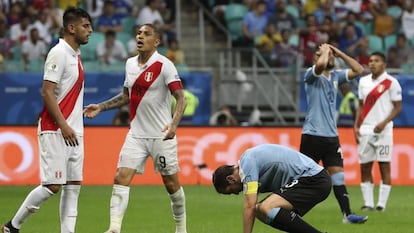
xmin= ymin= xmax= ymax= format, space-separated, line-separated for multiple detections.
xmin=144 ymin=72 xmax=153 ymax=82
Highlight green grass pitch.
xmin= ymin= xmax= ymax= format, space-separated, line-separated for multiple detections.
xmin=1 ymin=185 xmax=413 ymax=233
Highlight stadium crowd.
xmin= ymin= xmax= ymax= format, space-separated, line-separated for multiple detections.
xmin=204 ymin=0 xmax=414 ymax=70
xmin=0 ymin=0 xmax=180 ymax=72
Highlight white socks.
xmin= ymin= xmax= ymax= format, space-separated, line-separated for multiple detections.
xmin=360 ymin=181 xmax=391 ymax=210
xmin=360 ymin=182 xmax=374 ymax=208
xmin=11 ymin=185 xmax=54 ymax=229
xmin=108 ymin=184 xmax=130 ymax=232
xmin=377 ymin=182 xmax=391 ymax=209
xmin=60 ymin=185 xmax=81 ymax=233
xmin=169 ymin=187 xmax=187 ymax=233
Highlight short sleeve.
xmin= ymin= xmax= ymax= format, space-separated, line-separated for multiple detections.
xmin=43 ymin=48 xmax=65 ymax=83
xmin=390 ymin=79 xmax=402 ymax=101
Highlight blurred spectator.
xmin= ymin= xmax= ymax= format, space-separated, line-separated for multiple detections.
xmin=113 ymin=0 xmax=135 ymax=19
xmin=334 ymin=0 xmax=362 ymax=20
xmin=0 ymin=19 xmax=13 ymax=60
xmin=319 ymin=15 xmax=339 ymax=43
xmin=340 ymin=11 xmax=364 ymax=38
xmin=386 ymin=47 xmax=400 ymax=68
xmin=268 ymin=0 xmax=297 ymax=32
xmin=96 ymin=0 xmax=124 ymax=33
xmin=239 ymin=0 xmax=268 ymax=47
xmin=112 ymin=105 xmax=130 ymax=126
xmin=369 ymin=0 xmax=396 ymax=38
xmin=271 ymin=29 xmax=298 ymax=67
xmin=127 ymin=24 xmax=140 ymax=57
xmin=97 ymin=30 xmax=128 ymax=64
xmin=57 ymin=0 xmax=82 ymax=10
xmin=299 ymin=14 xmax=320 ymax=67
xmin=338 ymin=23 xmax=364 ymax=55
xmin=85 ymin=0 xmax=104 ymax=20
xmin=6 ymin=2 xmax=24 ymax=26
xmin=401 ymin=0 xmax=414 ymax=40
xmin=165 ymin=38 xmax=185 ymax=65
xmin=136 ymin=0 xmax=176 ymax=42
xmin=172 ymin=79 xmax=199 ymax=125
xmin=209 ymin=105 xmax=239 ymax=126
xmin=387 ymin=33 xmax=413 ymax=68
xmin=21 ymin=27 xmax=47 ymax=70
xmin=314 ymin=0 xmax=338 ymax=25
xmin=9 ymin=12 xmax=31 ymax=44
xmin=337 ymin=82 xmax=358 ymax=126
xmin=303 ymin=0 xmax=321 ymax=15
xmin=255 ymin=23 xmax=281 ymax=63
xmin=210 ymin=0 xmax=231 ymax=29
xmin=353 ymin=37 xmax=371 ymax=68
xmin=45 ymin=0 xmax=64 ymax=37
xmin=31 ymin=8 xmax=53 ymax=45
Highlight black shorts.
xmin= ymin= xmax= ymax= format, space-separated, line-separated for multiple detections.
xmin=300 ymin=134 xmax=343 ymax=168
xmin=273 ymin=170 xmax=332 ymax=216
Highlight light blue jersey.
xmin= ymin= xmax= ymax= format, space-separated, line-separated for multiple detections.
xmin=302 ymin=66 xmax=348 ymax=137
xmin=238 ymin=144 xmax=324 ymax=194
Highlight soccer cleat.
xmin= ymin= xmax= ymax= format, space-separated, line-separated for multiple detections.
xmin=361 ymin=205 xmax=374 ymax=211
xmin=376 ymin=206 xmax=385 ymax=212
xmin=1 ymin=221 xmax=19 ymax=233
xmin=342 ymin=214 xmax=368 ymax=224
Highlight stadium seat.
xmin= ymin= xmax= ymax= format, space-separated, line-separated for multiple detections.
xmin=367 ymin=35 xmax=384 ymax=53
xmin=387 ymin=6 xmax=402 ymax=20
xmin=81 ymin=32 xmax=105 ymax=61
xmin=354 ymin=21 xmax=367 ymax=35
xmin=224 ymin=3 xmax=249 ymax=41
xmin=117 ymin=31 xmax=132 ymax=48
xmin=286 ymin=5 xmax=300 ymax=18
xmin=288 ymin=33 xmax=299 ymax=46
xmin=121 ymin=16 xmax=136 ymax=33
xmin=384 ymin=34 xmax=397 ymax=51
xmin=12 ymin=44 xmax=22 ymax=61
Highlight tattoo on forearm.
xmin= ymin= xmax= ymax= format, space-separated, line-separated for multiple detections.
xmin=101 ymin=94 xmax=129 ymax=111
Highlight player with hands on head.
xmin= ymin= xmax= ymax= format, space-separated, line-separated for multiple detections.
xmin=212 ymin=144 xmax=332 ymax=233
xmin=300 ymin=43 xmax=368 ymax=224
xmin=1 ymin=7 xmax=92 ymax=233
xmin=83 ymin=23 xmax=188 ymax=233
xmin=354 ymin=51 xmax=402 ymax=212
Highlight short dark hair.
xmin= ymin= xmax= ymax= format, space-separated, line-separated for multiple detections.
xmin=141 ymin=23 xmax=162 ymax=40
xmin=371 ymin=51 xmax=386 ymax=62
xmin=63 ymin=7 xmax=91 ymax=29
xmin=212 ymin=165 xmax=234 ymax=193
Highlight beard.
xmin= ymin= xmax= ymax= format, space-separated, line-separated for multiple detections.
xmin=326 ymin=62 xmax=335 ymax=70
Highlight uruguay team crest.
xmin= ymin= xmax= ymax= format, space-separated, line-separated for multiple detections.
xmin=144 ymin=72 xmax=153 ymax=82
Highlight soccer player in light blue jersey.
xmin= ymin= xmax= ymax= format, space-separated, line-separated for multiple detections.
xmin=213 ymin=144 xmax=332 ymax=233
xmin=300 ymin=43 xmax=368 ymax=224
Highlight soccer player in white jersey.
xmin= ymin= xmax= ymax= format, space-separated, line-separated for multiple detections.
xmin=1 ymin=8 xmax=92 ymax=233
xmin=354 ymin=51 xmax=402 ymax=212
xmin=300 ymin=43 xmax=368 ymax=224
xmin=213 ymin=144 xmax=332 ymax=233
xmin=83 ymin=24 xmax=188 ymax=233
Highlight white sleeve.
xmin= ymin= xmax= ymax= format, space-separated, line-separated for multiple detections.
xmin=43 ymin=48 xmax=65 ymax=83
xmin=390 ymin=78 xmax=402 ymax=101
xmin=163 ymin=58 xmax=180 ymax=85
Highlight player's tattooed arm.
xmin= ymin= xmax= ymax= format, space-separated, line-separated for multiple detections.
xmin=99 ymin=88 xmax=130 ymax=111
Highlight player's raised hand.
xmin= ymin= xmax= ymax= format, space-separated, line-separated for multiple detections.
xmin=83 ymin=104 xmax=101 ymax=118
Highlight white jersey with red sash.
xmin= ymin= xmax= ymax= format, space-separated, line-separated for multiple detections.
xmin=38 ymin=39 xmax=85 ymax=135
xmin=358 ymin=71 xmax=402 ymax=135
xmin=124 ymin=51 xmax=182 ymax=138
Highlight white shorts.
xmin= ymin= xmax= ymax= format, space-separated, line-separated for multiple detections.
xmin=118 ymin=132 xmax=179 ymax=176
xmin=358 ymin=134 xmax=393 ymax=163
xmin=38 ymin=133 xmax=84 ymax=185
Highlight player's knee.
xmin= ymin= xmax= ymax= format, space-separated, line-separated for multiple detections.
xmin=44 ymin=184 xmax=61 ymax=194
